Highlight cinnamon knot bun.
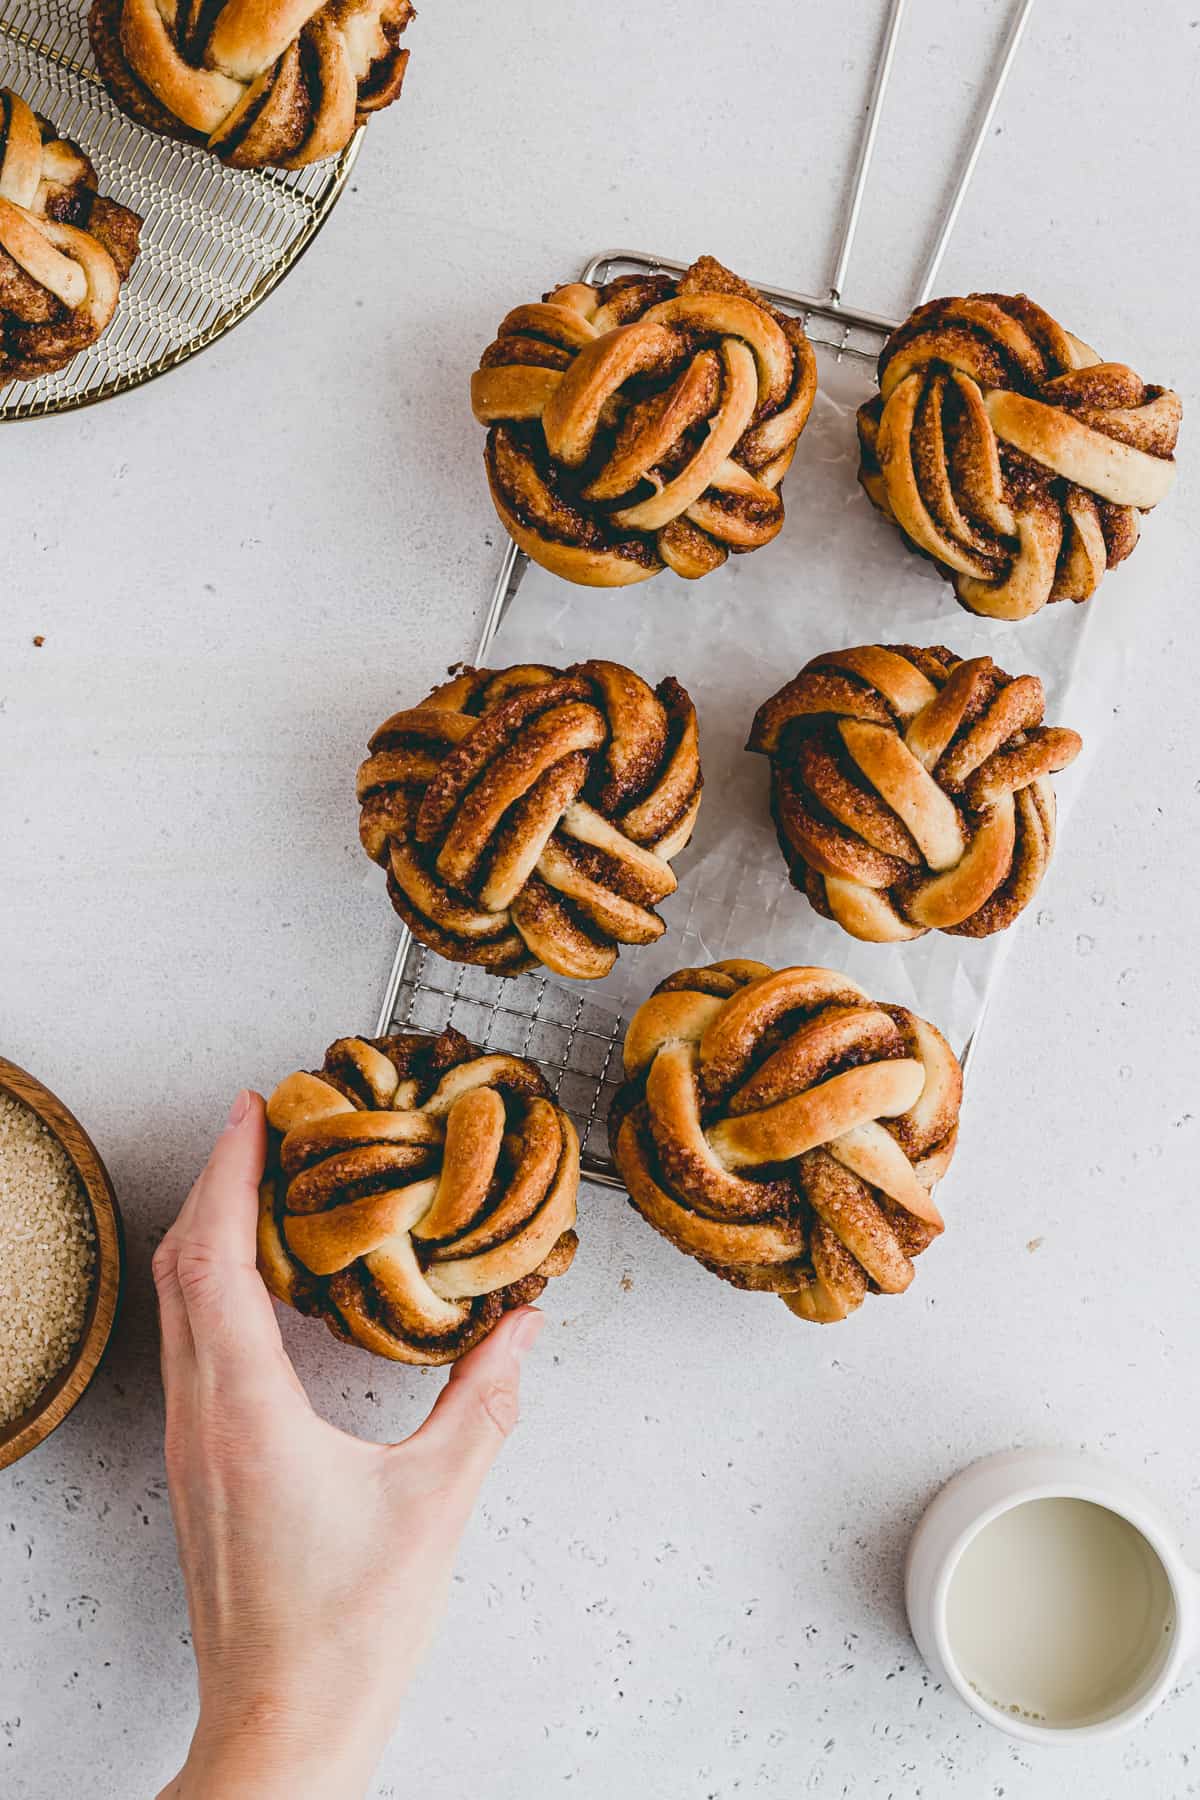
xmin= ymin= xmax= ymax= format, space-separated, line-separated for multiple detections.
xmin=258 ymin=1029 xmax=580 ymax=1364
xmin=88 ymin=0 xmax=413 ymax=169
xmin=0 ymin=89 xmax=141 ymax=380
xmin=609 ymin=960 xmax=961 ymax=1323
xmin=748 ymin=644 xmax=1082 ymax=942
xmin=857 ymin=293 xmax=1182 ymax=618
xmin=470 ymin=256 xmax=818 ymax=587
xmin=358 ymin=660 xmax=702 ymax=980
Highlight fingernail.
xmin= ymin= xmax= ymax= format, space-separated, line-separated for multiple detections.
xmin=227 ymin=1090 xmax=252 ymax=1127
xmin=511 ymin=1309 xmax=544 ymax=1355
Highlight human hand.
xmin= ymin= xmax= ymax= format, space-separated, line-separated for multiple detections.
xmin=153 ymin=1089 xmax=544 ymax=1800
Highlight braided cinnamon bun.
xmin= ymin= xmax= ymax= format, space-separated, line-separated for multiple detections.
xmin=0 ymin=89 xmax=141 ymax=381
xmin=609 ymin=960 xmax=962 ymax=1324
xmin=258 ymin=1029 xmax=580 ymax=1364
xmin=748 ymin=644 xmax=1082 ymax=942
xmin=470 ymin=256 xmax=818 ymax=587
xmin=88 ymin=0 xmax=413 ymax=169
xmin=857 ymin=293 xmax=1181 ymax=618
xmin=358 ymin=660 xmax=702 ymax=980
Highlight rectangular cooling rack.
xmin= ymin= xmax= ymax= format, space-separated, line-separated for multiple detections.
xmin=375 ymin=0 xmax=1041 ymax=1188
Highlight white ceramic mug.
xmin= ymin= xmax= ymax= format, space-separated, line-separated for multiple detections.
xmin=906 ymin=1449 xmax=1200 ymax=1744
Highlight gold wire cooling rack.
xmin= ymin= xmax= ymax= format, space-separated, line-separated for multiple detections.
xmin=376 ymin=0 xmax=1040 ymax=1187
xmin=0 ymin=0 xmax=361 ymax=420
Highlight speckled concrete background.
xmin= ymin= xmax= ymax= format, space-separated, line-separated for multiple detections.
xmin=3 ymin=2 xmax=1199 ymax=1794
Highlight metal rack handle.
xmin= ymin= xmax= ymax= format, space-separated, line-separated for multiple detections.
xmin=828 ymin=0 xmax=909 ymax=305
xmin=914 ymin=0 xmax=1037 ymax=305
xmin=829 ymin=0 xmax=1036 ymax=315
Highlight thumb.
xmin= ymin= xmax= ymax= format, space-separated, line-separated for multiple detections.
xmin=160 ymin=1090 xmax=283 ymax=1369
xmin=403 ymin=1307 xmax=544 ymax=1499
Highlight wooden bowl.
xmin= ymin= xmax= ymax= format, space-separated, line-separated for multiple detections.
xmin=0 ymin=1056 xmax=123 ymax=1471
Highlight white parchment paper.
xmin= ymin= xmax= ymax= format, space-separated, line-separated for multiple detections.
xmin=486 ymin=350 xmax=1154 ymax=1055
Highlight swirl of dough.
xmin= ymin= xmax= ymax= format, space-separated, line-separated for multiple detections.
xmin=749 ymin=643 xmax=1082 ymax=941
xmin=857 ymin=292 xmax=1182 ymax=618
xmin=358 ymin=660 xmax=702 ymax=979
xmin=610 ymin=960 xmax=962 ymax=1323
xmin=0 ymin=89 xmax=141 ymax=381
xmin=471 ymin=256 xmax=817 ymax=587
xmin=88 ymin=0 xmax=413 ymax=169
xmin=258 ymin=1029 xmax=580 ymax=1364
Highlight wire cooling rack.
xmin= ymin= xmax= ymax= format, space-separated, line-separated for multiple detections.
xmin=376 ymin=0 xmax=1037 ymax=1188
xmin=0 ymin=0 xmax=361 ymax=419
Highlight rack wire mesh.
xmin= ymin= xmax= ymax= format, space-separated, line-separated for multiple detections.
xmin=373 ymin=0 xmax=1037 ymax=1188
xmin=0 ymin=0 xmax=361 ymax=419
xmin=380 ymin=947 xmax=630 ymax=1184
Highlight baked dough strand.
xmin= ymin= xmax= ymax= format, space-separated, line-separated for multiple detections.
xmin=471 ymin=256 xmax=818 ymax=587
xmin=749 ymin=644 xmax=1082 ymax=941
xmin=609 ymin=960 xmax=962 ymax=1323
xmin=88 ymin=0 xmax=413 ymax=168
xmin=0 ymin=88 xmax=141 ymax=380
xmin=358 ymin=660 xmax=703 ymax=980
xmin=258 ymin=1030 xmax=580 ymax=1364
xmin=857 ymin=292 xmax=1182 ymax=618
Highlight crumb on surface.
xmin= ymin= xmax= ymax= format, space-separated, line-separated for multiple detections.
xmin=0 ymin=1093 xmax=95 ymax=1426
xmin=32 ymin=636 xmax=45 ymax=647
xmin=1026 ymin=1236 xmax=1045 ymax=1252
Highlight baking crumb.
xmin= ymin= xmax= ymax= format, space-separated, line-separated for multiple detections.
xmin=0 ymin=1093 xmax=95 ymax=1425
xmin=1026 ymin=1236 xmax=1045 ymax=1252
xmin=620 ymin=1272 xmax=634 ymax=1292
xmin=32 ymin=635 xmax=44 ymax=647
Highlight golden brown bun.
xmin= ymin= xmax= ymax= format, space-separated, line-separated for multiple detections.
xmin=857 ymin=292 xmax=1182 ymax=618
xmin=258 ymin=1029 xmax=580 ymax=1364
xmin=609 ymin=960 xmax=962 ymax=1324
xmin=87 ymin=0 xmax=413 ymax=170
xmin=357 ymin=660 xmax=702 ymax=980
xmin=748 ymin=644 xmax=1082 ymax=941
xmin=0 ymin=88 xmax=141 ymax=381
xmin=471 ymin=256 xmax=818 ymax=588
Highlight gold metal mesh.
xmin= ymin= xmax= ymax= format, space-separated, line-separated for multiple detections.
xmin=0 ymin=0 xmax=360 ymax=420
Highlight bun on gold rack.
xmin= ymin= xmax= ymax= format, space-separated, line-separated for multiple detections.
xmin=748 ymin=644 xmax=1081 ymax=942
xmin=88 ymin=0 xmax=413 ymax=169
xmin=470 ymin=256 xmax=818 ymax=587
xmin=358 ymin=660 xmax=702 ymax=980
xmin=609 ymin=960 xmax=962 ymax=1324
xmin=0 ymin=88 xmax=141 ymax=380
xmin=258 ymin=1030 xmax=579 ymax=1364
xmin=857 ymin=292 xmax=1181 ymax=619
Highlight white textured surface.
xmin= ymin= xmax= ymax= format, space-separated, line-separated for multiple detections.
xmin=3 ymin=1 xmax=1200 ymax=1795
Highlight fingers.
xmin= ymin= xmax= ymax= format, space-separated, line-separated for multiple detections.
xmin=402 ymin=1307 xmax=544 ymax=1500
xmin=154 ymin=1091 xmax=285 ymax=1378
